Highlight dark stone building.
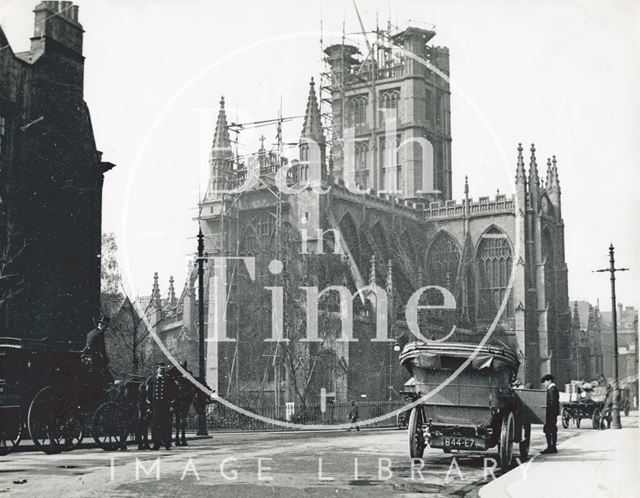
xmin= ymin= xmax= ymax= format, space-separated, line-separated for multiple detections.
xmin=0 ymin=2 xmax=112 ymax=345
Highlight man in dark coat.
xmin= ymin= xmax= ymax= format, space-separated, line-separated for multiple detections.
xmin=348 ymin=400 xmax=360 ymax=432
xmin=541 ymin=373 xmax=560 ymax=454
xmin=148 ymin=363 xmax=177 ymax=450
xmin=83 ymin=317 xmax=113 ymax=383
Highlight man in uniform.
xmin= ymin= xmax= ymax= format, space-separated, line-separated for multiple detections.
xmin=84 ymin=317 xmax=112 ymax=382
xmin=541 ymin=373 xmax=560 ymax=454
xmin=148 ymin=363 xmax=177 ymax=450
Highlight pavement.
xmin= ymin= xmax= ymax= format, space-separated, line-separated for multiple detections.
xmin=480 ymin=412 xmax=639 ymax=498
xmin=1 ymin=415 xmax=636 ymax=497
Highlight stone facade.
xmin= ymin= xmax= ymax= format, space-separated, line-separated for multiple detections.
xmin=0 ymin=2 xmax=111 ymax=345
xmin=158 ymin=24 xmax=572 ymax=403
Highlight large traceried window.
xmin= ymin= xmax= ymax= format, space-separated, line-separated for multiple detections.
xmin=477 ymin=228 xmax=513 ymax=320
xmin=426 ymin=232 xmax=461 ymax=292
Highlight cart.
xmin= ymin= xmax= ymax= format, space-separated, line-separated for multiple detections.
xmin=400 ymin=341 xmax=545 ymax=468
xmin=561 ymin=384 xmax=613 ymax=430
xmin=0 ymin=337 xmax=111 ymax=455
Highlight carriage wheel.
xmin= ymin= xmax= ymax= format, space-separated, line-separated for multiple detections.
xmin=518 ymin=423 xmax=531 ymax=460
xmin=561 ymin=408 xmax=570 ymax=429
xmin=499 ymin=411 xmax=514 ymax=468
xmin=92 ymin=402 xmax=127 ymax=451
xmin=408 ymin=406 xmax=426 ymax=459
xmin=576 ymin=417 xmax=581 ymax=428
xmin=28 ymin=386 xmax=83 ymax=454
xmin=0 ymin=420 xmax=22 ymax=456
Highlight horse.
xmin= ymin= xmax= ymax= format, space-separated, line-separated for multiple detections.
xmin=167 ymin=362 xmax=196 ymax=447
xmin=136 ymin=376 xmax=153 ymax=450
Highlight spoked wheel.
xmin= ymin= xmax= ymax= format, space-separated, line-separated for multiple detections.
xmin=408 ymin=406 xmax=426 ymax=459
xmin=591 ymin=408 xmax=601 ymax=430
xmin=499 ymin=411 xmax=514 ymax=468
xmin=518 ymin=423 xmax=531 ymax=460
xmin=561 ymin=408 xmax=570 ymax=429
xmin=92 ymin=402 xmax=127 ymax=451
xmin=28 ymin=386 xmax=83 ymax=454
xmin=0 ymin=418 xmax=22 ymax=456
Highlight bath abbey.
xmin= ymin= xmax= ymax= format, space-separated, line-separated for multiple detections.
xmin=147 ymin=24 xmax=570 ymax=404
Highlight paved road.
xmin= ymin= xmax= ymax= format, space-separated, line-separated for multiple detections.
xmin=0 ymin=423 xmax=599 ymax=497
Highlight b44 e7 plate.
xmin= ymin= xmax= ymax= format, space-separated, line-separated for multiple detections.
xmin=443 ymin=437 xmax=476 ymax=449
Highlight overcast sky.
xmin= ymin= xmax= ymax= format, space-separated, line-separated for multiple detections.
xmin=2 ymin=0 xmax=638 ymax=311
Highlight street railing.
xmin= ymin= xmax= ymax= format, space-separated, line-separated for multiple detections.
xmin=184 ymin=400 xmax=408 ymax=432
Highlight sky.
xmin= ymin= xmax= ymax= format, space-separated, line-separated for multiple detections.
xmin=1 ymin=0 xmax=638 ymax=311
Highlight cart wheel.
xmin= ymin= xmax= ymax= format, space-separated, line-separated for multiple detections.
xmin=561 ymin=408 xmax=570 ymax=429
xmin=28 ymin=386 xmax=83 ymax=454
xmin=0 ymin=420 xmax=22 ymax=456
xmin=408 ymin=406 xmax=426 ymax=459
xmin=93 ymin=402 xmax=127 ymax=451
xmin=519 ymin=423 xmax=531 ymax=460
xmin=499 ymin=411 xmax=514 ymax=468
xmin=591 ymin=408 xmax=601 ymax=430
xmin=576 ymin=417 xmax=581 ymax=429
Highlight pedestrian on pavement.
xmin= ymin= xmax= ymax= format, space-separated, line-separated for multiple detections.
xmin=348 ymin=400 xmax=360 ymax=432
xmin=541 ymin=373 xmax=560 ymax=454
xmin=148 ymin=362 xmax=177 ymax=450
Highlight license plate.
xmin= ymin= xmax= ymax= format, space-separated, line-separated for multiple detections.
xmin=443 ymin=437 xmax=476 ymax=449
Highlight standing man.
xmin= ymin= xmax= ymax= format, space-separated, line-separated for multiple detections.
xmin=148 ymin=363 xmax=177 ymax=450
xmin=541 ymin=373 xmax=560 ymax=454
xmin=348 ymin=400 xmax=360 ymax=432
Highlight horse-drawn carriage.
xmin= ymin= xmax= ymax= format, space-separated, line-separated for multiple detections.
xmin=400 ymin=341 xmax=546 ymax=468
xmin=0 ymin=335 xmax=197 ymax=455
xmin=0 ymin=337 xmax=116 ymax=455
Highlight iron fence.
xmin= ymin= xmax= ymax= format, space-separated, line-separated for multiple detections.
xmin=184 ymin=400 xmax=409 ymax=432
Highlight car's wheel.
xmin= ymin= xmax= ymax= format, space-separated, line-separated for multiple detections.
xmin=499 ymin=411 xmax=514 ymax=468
xmin=408 ymin=407 xmax=426 ymax=459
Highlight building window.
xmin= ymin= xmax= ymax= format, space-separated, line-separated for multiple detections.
xmin=0 ymin=116 xmax=6 ymax=154
xmin=477 ymin=228 xmax=513 ymax=320
xmin=348 ymin=95 xmax=368 ymax=128
xmin=380 ymin=135 xmax=401 ymax=192
xmin=427 ymin=232 xmax=461 ymax=292
xmin=379 ymin=88 xmax=400 ymax=124
xmin=355 ymin=142 xmax=368 ymax=171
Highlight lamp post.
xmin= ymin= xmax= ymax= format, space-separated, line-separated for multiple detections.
xmin=595 ymin=244 xmax=629 ymax=430
xmin=196 ymin=227 xmax=208 ymax=436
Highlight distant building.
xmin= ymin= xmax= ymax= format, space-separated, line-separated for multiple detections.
xmin=0 ymin=2 xmax=113 ymax=344
xmin=601 ymin=304 xmax=638 ymax=389
xmin=137 ymin=271 xmax=199 ymax=372
xmin=570 ymin=300 xmax=603 ymax=382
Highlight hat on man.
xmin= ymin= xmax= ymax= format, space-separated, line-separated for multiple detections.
xmin=541 ymin=374 xmax=554 ymax=383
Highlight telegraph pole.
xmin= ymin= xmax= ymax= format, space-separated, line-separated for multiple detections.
xmin=196 ymin=227 xmax=208 ymax=436
xmin=595 ymin=244 xmax=629 ymax=430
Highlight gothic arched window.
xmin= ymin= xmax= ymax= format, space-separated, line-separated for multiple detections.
xmin=348 ymin=95 xmax=368 ymax=127
xmin=426 ymin=232 xmax=460 ymax=292
xmin=477 ymin=227 xmax=513 ymax=320
xmin=379 ymin=88 xmax=400 ymax=125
